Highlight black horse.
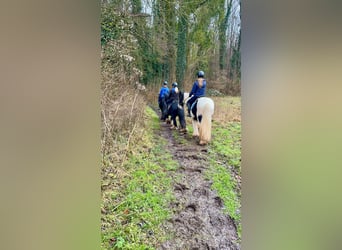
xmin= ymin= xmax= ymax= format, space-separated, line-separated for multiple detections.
xmin=162 ymin=91 xmax=186 ymax=131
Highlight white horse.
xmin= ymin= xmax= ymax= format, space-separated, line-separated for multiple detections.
xmin=184 ymin=93 xmax=215 ymax=145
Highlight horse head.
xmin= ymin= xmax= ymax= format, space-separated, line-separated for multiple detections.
xmin=183 ymin=92 xmax=190 ymax=105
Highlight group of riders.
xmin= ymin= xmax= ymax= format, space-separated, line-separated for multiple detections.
xmin=158 ymin=70 xmax=207 ymax=132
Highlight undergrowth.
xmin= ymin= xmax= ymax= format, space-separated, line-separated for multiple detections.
xmin=101 ymin=107 xmax=178 ymax=249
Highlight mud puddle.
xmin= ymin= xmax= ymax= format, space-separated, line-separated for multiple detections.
xmin=156 ymin=118 xmax=240 ymax=250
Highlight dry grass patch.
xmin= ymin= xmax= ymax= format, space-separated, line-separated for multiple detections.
xmin=211 ymin=96 xmax=241 ymax=124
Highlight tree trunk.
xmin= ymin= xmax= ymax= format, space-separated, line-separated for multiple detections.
xmin=176 ymin=14 xmax=188 ymax=89
xmin=219 ymin=0 xmax=232 ymax=70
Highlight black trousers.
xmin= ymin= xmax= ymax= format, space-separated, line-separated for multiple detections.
xmin=187 ymin=96 xmax=198 ymax=113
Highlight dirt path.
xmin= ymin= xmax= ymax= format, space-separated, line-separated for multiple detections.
xmin=156 ymin=118 xmax=240 ymax=250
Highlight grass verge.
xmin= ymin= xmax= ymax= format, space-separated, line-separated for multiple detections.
xmin=101 ymin=106 xmax=178 ymax=249
xmin=206 ymin=97 xmax=242 ymax=239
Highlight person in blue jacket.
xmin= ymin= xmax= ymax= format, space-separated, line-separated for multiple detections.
xmin=187 ymin=70 xmax=207 ymax=117
xmin=158 ymin=81 xmax=169 ymax=120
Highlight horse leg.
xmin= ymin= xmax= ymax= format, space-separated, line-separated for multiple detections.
xmin=171 ymin=115 xmax=176 ymax=127
xmin=159 ymin=102 xmax=164 ymax=120
xmin=169 ymin=106 xmax=178 ymax=129
xmin=199 ymin=123 xmax=208 ymax=145
xmin=161 ymin=100 xmax=167 ymax=121
xmin=192 ymin=118 xmax=199 ymax=137
xmin=198 ymin=99 xmax=214 ymax=145
xmin=164 ymin=104 xmax=171 ymax=124
xmin=178 ymin=108 xmax=187 ymax=132
xmin=198 ymin=123 xmax=207 ymax=145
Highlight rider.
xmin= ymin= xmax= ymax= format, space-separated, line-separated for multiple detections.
xmin=187 ymin=70 xmax=207 ymax=117
xmin=158 ymin=81 xmax=169 ymax=120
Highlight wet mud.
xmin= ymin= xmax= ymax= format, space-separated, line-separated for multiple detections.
xmin=156 ymin=120 xmax=240 ymax=250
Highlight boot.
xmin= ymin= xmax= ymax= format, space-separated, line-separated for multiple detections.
xmin=187 ymin=103 xmax=191 ymax=117
xmin=180 ymin=127 xmax=187 ymax=133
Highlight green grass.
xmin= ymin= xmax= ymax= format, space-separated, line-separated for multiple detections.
xmin=101 ymin=106 xmax=179 ymax=249
xmin=211 ymin=122 xmax=241 ymax=173
xmin=206 ymin=120 xmax=242 ymax=239
xmin=186 ymin=120 xmax=194 ymax=135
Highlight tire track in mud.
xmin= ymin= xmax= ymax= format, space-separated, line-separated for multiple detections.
xmin=157 ymin=121 xmax=240 ymax=250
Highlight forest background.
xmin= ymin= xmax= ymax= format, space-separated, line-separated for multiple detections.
xmin=101 ymin=0 xmax=241 ymax=157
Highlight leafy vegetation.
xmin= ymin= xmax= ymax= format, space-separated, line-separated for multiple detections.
xmin=101 ymin=0 xmax=240 ymax=94
xmin=101 ymin=107 xmax=179 ymax=249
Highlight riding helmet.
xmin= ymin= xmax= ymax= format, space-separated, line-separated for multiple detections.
xmin=197 ymin=70 xmax=205 ymax=78
xmin=172 ymin=82 xmax=178 ymax=87
xmin=163 ymin=81 xmax=168 ymax=85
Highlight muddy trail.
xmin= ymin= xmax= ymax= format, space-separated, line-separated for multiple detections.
xmin=155 ymin=114 xmax=240 ymax=250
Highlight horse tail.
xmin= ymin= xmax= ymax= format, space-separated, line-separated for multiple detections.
xmin=198 ymin=98 xmax=214 ymax=143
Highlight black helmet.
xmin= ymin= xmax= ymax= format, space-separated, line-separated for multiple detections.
xmin=197 ymin=70 xmax=205 ymax=77
xmin=172 ymin=82 xmax=178 ymax=87
xmin=163 ymin=81 xmax=168 ymax=85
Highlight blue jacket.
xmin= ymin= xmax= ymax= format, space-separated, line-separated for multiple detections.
xmin=158 ymin=86 xmax=169 ymax=102
xmin=189 ymin=79 xmax=206 ymax=98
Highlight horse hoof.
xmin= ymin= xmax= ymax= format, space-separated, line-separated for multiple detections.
xmin=199 ymin=140 xmax=207 ymax=145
